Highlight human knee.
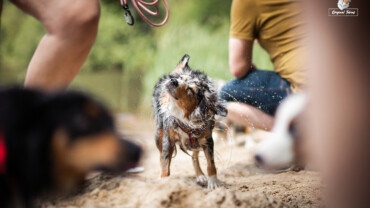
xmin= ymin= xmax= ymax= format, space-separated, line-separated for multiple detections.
xmin=47 ymin=0 xmax=100 ymax=40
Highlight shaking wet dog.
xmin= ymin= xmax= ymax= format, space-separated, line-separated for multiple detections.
xmin=152 ymin=55 xmax=227 ymax=189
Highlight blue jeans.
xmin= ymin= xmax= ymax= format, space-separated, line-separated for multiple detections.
xmin=219 ymin=69 xmax=292 ymax=115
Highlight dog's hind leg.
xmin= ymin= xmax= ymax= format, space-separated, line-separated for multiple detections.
xmin=155 ymin=128 xmax=165 ymax=177
xmin=192 ymin=151 xmax=207 ymax=184
xmin=155 ymin=128 xmax=164 ymax=151
xmin=160 ymin=133 xmax=174 ymax=177
xmin=203 ymin=137 xmax=219 ymax=189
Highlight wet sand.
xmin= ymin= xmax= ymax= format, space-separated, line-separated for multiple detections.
xmin=42 ymin=115 xmax=323 ymax=208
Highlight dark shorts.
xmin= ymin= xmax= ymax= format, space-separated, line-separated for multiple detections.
xmin=219 ymin=69 xmax=292 ymax=116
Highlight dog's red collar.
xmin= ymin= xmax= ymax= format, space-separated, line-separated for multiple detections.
xmin=173 ymin=118 xmax=204 ymax=149
xmin=0 ymin=129 xmax=6 ymax=174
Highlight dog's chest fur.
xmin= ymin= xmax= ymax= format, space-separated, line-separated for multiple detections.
xmin=174 ymin=127 xmax=207 ymax=151
xmin=161 ymin=95 xmax=210 ymax=150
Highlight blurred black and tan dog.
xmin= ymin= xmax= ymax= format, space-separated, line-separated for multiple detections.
xmin=0 ymin=88 xmax=141 ymax=207
xmin=152 ymin=55 xmax=227 ymax=189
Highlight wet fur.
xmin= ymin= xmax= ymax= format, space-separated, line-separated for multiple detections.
xmin=152 ymin=55 xmax=227 ymax=188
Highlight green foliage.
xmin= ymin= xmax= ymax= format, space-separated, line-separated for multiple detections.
xmin=0 ymin=2 xmax=45 ymax=72
xmin=0 ymin=0 xmax=273 ymax=113
xmin=82 ymin=2 xmax=155 ymax=72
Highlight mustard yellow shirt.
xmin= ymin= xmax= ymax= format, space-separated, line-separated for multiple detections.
xmin=230 ymin=0 xmax=306 ymax=91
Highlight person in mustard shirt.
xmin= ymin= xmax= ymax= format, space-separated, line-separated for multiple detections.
xmin=219 ymin=0 xmax=306 ymax=131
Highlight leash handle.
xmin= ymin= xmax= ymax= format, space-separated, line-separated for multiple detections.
xmin=120 ymin=0 xmax=169 ymax=27
xmin=122 ymin=3 xmax=134 ymax=25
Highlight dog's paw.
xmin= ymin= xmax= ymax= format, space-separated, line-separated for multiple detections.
xmin=207 ymin=175 xmax=220 ymax=189
xmin=196 ymin=175 xmax=208 ymax=184
xmin=159 ymin=173 xmax=170 ymax=179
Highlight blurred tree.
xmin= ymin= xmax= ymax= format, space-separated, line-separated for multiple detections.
xmin=0 ymin=2 xmax=45 ymax=72
xmin=0 ymin=0 xmax=272 ymax=113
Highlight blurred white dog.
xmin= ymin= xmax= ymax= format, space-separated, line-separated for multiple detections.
xmin=254 ymin=93 xmax=307 ymax=169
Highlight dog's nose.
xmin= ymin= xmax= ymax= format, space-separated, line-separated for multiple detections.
xmin=170 ymin=78 xmax=178 ymax=87
xmin=254 ymin=154 xmax=264 ymax=165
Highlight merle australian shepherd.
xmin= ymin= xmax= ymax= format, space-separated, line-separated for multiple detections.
xmin=152 ymin=55 xmax=227 ymax=189
xmin=0 ymin=88 xmax=141 ymax=207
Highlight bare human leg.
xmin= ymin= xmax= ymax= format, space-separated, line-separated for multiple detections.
xmin=226 ymin=102 xmax=274 ymax=131
xmin=10 ymin=0 xmax=100 ymax=91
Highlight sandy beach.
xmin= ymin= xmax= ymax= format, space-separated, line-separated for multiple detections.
xmin=41 ymin=115 xmax=323 ymax=208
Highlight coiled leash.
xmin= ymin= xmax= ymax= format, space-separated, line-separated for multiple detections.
xmin=120 ymin=0 xmax=169 ymax=27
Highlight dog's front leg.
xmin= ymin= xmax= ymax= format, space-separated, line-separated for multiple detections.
xmin=192 ymin=151 xmax=207 ymax=184
xmin=203 ymin=137 xmax=220 ymax=189
xmin=160 ymin=134 xmax=174 ymax=177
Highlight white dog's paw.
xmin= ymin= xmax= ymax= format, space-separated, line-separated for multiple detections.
xmin=196 ymin=175 xmax=208 ymax=184
xmin=207 ymin=175 xmax=220 ymax=189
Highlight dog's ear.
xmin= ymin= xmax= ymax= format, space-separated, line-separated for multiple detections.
xmin=208 ymin=92 xmax=228 ymax=116
xmin=215 ymin=104 xmax=227 ymax=117
xmin=171 ymin=54 xmax=190 ymax=74
xmin=200 ymin=92 xmax=228 ymax=117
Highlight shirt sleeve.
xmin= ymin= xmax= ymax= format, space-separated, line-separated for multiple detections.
xmin=230 ymin=0 xmax=257 ymax=40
